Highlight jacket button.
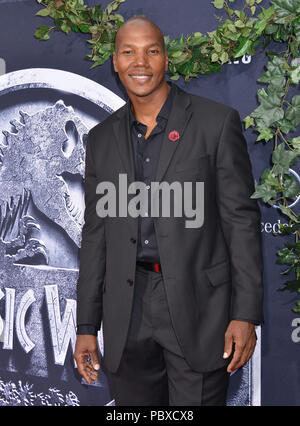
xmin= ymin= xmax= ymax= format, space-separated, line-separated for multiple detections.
xmin=130 ymin=238 xmax=136 ymax=244
xmin=127 ymin=279 xmax=134 ymax=286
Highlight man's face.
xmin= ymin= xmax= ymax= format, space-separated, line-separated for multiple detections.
xmin=113 ymin=22 xmax=168 ymax=98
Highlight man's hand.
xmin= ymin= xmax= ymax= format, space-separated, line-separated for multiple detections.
xmin=223 ymin=320 xmax=257 ymax=373
xmin=74 ymin=335 xmax=100 ymax=384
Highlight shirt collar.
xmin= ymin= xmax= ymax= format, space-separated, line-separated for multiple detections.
xmin=129 ymin=81 xmax=174 ymax=127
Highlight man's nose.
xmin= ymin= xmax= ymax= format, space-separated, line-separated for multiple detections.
xmin=134 ymin=51 xmax=149 ymax=66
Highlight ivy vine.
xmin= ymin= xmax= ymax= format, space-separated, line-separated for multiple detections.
xmin=34 ymin=0 xmax=300 ymax=313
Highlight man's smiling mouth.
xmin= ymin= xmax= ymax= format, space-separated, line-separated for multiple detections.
xmin=129 ymin=74 xmax=152 ymax=82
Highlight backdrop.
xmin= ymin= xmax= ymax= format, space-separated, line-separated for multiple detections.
xmin=0 ymin=0 xmax=299 ymax=406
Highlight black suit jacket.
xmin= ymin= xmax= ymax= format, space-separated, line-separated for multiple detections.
xmin=76 ymin=82 xmax=264 ymax=373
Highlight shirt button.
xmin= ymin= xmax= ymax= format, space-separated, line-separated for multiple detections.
xmin=137 ymin=133 xmax=142 ymax=138
xmin=145 ymin=158 xmax=150 ymax=163
xmin=146 ymin=185 xmax=150 ymax=190
xmin=130 ymin=237 xmax=136 ymax=244
xmin=127 ymin=279 xmax=134 ymax=286
xmin=144 ymin=239 xmax=149 ymax=245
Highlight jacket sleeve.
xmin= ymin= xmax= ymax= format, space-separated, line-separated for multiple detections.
xmin=76 ymin=128 xmax=106 ymax=331
xmin=216 ymin=108 xmax=264 ymax=325
xmin=76 ymin=324 xmax=98 ymax=336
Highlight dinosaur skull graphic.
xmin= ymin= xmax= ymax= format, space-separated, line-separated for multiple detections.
xmin=0 ymin=100 xmax=87 ymax=253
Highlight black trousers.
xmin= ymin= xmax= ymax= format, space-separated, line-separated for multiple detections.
xmin=107 ymin=264 xmax=230 ymax=406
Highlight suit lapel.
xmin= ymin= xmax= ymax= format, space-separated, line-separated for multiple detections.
xmin=112 ymin=83 xmax=193 ymax=184
xmin=155 ymin=84 xmax=192 ymax=182
xmin=112 ymin=102 xmax=135 ymax=183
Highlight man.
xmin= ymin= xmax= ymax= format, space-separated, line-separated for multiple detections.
xmin=74 ymin=16 xmax=263 ymax=406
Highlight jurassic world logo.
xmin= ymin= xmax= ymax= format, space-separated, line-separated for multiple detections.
xmin=0 ymin=100 xmax=92 ymax=372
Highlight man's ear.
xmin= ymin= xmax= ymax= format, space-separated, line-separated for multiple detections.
xmin=165 ymin=54 xmax=169 ymax=72
xmin=113 ymin=51 xmax=118 ymax=72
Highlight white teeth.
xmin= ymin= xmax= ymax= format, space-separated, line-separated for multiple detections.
xmin=131 ymin=75 xmax=151 ymax=79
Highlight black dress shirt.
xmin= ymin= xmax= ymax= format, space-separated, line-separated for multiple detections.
xmin=130 ymin=81 xmax=174 ymax=263
xmin=77 ymin=82 xmax=174 ymax=335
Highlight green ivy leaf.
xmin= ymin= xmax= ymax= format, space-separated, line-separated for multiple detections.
xmin=277 ymin=247 xmax=296 ymax=264
xmin=264 ymin=23 xmax=279 ymax=34
xmin=61 ymin=22 xmax=71 ymax=34
xmin=257 ymin=5 xmax=276 ymax=21
xmin=280 ymin=279 xmax=300 ymax=292
xmin=36 ymin=8 xmax=51 ymax=17
xmin=293 ymin=17 xmax=300 ymax=42
xmin=78 ymin=23 xmax=90 ymax=33
xmin=275 ymin=117 xmax=297 ymax=134
xmin=254 ymin=18 xmax=267 ymax=36
xmin=170 ymin=50 xmax=184 ymax=58
xmin=262 ymin=169 xmax=279 ymax=187
xmin=282 ymin=174 xmax=300 ymax=199
xmin=171 ymin=52 xmax=190 ymax=65
xmin=285 ymin=95 xmax=300 ymax=127
xmin=272 ymin=143 xmax=299 ymax=175
xmin=255 ymin=126 xmax=274 ymax=142
xmin=278 ymin=222 xmax=300 ymax=235
xmin=235 ymin=20 xmax=245 ymax=28
xmin=219 ymin=51 xmax=229 ymax=63
xmin=233 ymin=38 xmax=252 ymax=58
xmin=281 ymin=263 xmax=296 ymax=275
xmin=227 ymin=23 xmax=236 ymax=32
xmin=224 ymin=30 xmax=240 ymax=41
xmin=250 ymin=182 xmax=277 ymax=202
xmin=252 ymin=88 xmax=284 ymax=128
xmin=170 ymin=73 xmax=180 ymax=81
xmin=292 ymin=303 xmax=300 ymax=313
xmin=213 ymin=42 xmax=222 ymax=52
xmin=257 ymin=55 xmax=286 ymax=85
xmin=188 ymin=33 xmax=208 ymax=46
xmin=290 ymin=136 xmax=300 ymax=153
xmin=34 ymin=25 xmax=50 ymax=40
xmin=212 ymin=0 xmax=225 ymax=9
xmin=243 ymin=115 xmax=255 ymax=129
xmin=288 ymin=62 xmax=300 ymax=84
xmin=278 ymin=204 xmax=300 ymax=222
xmin=272 ymin=0 xmax=300 ymax=24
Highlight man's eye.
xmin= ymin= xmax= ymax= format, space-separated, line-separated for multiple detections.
xmin=122 ymin=50 xmax=132 ymax=54
xmin=149 ymin=49 xmax=159 ymax=54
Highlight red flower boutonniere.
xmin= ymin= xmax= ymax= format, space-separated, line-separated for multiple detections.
xmin=168 ymin=130 xmax=180 ymax=142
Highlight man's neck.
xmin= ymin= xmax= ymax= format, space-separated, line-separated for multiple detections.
xmin=129 ymin=81 xmax=171 ymax=125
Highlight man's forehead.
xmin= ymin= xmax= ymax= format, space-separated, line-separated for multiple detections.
xmin=118 ymin=20 xmax=157 ymax=33
xmin=116 ymin=22 xmax=161 ymax=42
xmin=117 ymin=40 xmax=162 ymax=48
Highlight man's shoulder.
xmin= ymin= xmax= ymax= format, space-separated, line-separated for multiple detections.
xmin=176 ymin=84 xmax=236 ymax=119
xmin=88 ymin=102 xmax=128 ymax=138
xmin=190 ymin=91 xmax=234 ymax=117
